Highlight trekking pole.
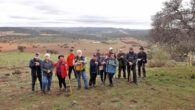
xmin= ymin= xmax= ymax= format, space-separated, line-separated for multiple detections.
xmin=68 ymin=78 xmax=73 ymax=95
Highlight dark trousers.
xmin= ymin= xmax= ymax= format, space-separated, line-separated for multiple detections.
xmin=100 ymin=70 xmax=107 ymax=83
xmin=68 ymin=66 xmax=77 ymax=79
xmin=108 ymin=73 xmax=114 ymax=85
xmin=127 ymin=64 xmax=137 ymax=84
xmin=31 ymin=73 xmax=42 ymax=91
xmin=138 ymin=63 xmax=146 ymax=78
xmin=57 ymin=74 xmax=66 ymax=89
xmin=89 ymin=73 xmax=97 ymax=86
xmin=118 ymin=66 xmax=126 ymax=78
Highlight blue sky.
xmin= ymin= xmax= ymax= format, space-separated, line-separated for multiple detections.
xmin=0 ymin=0 xmax=168 ymax=29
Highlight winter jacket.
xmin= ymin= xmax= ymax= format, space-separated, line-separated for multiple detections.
xmin=67 ymin=53 xmax=75 ymax=67
xmin=106 ymin=58 xmax=117 ymax=74
xmin=117 ymin=52 xmax=126 ymax=67
xmin=126 ymin=52 xmax=137 ymax=65
xmin=137 ymin=52 xmax=147 ymax=64
xmin=42 ymin=60 xmax=54 ymax=76
xmin=29 ymin=58 xmax=42 ymax=75
xmin=90 ymin=59 xmax=98 ymax=74
xmin=98 ymin=56 xmax=107 ymax=71
xmin=74 ymin=56 xmax=87 ymax=72
xmin=54 ymin=60 xmax=68 ymax=78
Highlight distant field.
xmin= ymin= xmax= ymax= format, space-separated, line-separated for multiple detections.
xmin=0 ymin=52 xmax=195 ymax=110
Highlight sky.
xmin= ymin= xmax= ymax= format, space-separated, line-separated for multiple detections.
xmin=0 ymin=0 xmax=168 ymax=29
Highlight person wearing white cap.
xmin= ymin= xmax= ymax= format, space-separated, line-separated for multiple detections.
xmin=41 ymin=53 xmax=54 ymax=94
xmin=74 ymin=49 xmax=89 ymax=89
xmin=29 ymin=52 xmax=42 ymax=92
xmin=107 ymin=47 xmax=116 ymax=58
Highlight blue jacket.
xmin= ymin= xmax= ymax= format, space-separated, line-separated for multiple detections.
xmin=42 ymin=60 xmax=54 ymax=76
xmin=106 ymin=58 xmax=117 ymax=74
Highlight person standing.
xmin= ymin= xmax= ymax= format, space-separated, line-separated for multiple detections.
xmin=89 ymin=54 xmax=98 ymax=87
xmin=42 ymin=53 xmax=54 ymax=94
xmin=98 ymin=54 xmax=107 ymax=85
xmin=74 ymin=50 xmax=89 ymax=90
xmin=117 ymin=49 xmax=126 ymax=79
xmin=29 ymin=53 xmax=42 ymax=92
xmin=137 ymin=46 xmax=147 ymax=78
xmin=54 ymin=55 xmax=68 ymax=92
xmin=106 ymin=53 xmax=117 ymax=87
xmin=126 ymin=47 xmax=137 ymax=84
xmin=67 ymin=48 xmax=76 ymax=79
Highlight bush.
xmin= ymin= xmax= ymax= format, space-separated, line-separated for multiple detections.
xmin=46 ymin=49 xmax=59 ymax=54
xmin=147 ymin=46 xmax=175 ymax=67
xmin=17 ymin=46 xmax=26 ymax=52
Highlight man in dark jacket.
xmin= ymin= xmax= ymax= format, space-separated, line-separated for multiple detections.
xmin=89 ymin=54 xmax=98 ymax=87
xmin=29 ymin=53 xmax=42 ymax=92
xmin=117 ymin=49 xmax=126 ymax=79
xmin=137 ymin=46 xmax=147 ymax=78
xmin=126 ymin=47 xmax=137 ymax=84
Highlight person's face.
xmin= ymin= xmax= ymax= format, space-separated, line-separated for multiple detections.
xmin=129 ymin=48 xmax=133 ymax=52
xmin=77 ymin=52 xmax=82 ymax=56
xmin=59 ymin=57 xmax=64 ymax=61
xmin=140 ymin=49 xmax=144 ymax=52
xmin=93 ymin=56 xmax=97 ymax=60
xmin=111 ymin=54 xmax=115 ymax=59
xmin=45 ymin=56 xmax=50 ymax=60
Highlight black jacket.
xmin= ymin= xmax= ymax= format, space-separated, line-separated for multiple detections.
xmin=137 ymin=52 xmax=147 ymax=64
xmin=117 ymin=52 xmax=126 ymax=67
xmin=126 ymin=52 xmax=137 ymax=65
xmin=29 ymin=58 xmax=42 ymax=75
xmin=90 ymin=59 xmax=98 ymax=74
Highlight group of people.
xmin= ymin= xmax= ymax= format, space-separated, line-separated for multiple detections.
xmin=29 ymin=46 xmax=147 ymax=94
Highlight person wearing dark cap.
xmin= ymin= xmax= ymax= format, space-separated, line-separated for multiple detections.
xmin=126 ymin=47 xmax=137 ymax=84
xmin=29 ymin=53 xmax=42 ymax=92
xmin=117 ymin=49 xmax=127 ymax=79
xmin=67 ymin=48 xmax=76 ymax=79
xmin=54 ymin=55 xmax=68 ymax=92
xmin=89 ymin=54 xmax=98 ymax=87
xmin=137 ymin=46 xmax=147 ymax=78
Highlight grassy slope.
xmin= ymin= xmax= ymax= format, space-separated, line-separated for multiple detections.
xmin=0 ymin=52 xmax=195 ymax=110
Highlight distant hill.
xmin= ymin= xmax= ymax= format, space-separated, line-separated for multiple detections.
xmin=0 ymin=27 xmax=149 ymax=40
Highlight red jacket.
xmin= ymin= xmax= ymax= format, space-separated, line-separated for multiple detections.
xmin=54 ymin=60 xmax=68 ymax=78
xmin=67 ymin=53 xmax=75 ymax=67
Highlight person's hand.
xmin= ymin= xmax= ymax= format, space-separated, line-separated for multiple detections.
xmin=95 ymin=62 xmax=98 ymax=64
xmin=138 ymin=59 xmax=142 ymax=61
xmin=129 ymin=62 xmax=133 ymax=66
xmin=47 ymin=70 xmax=51 ymax=73
xmin=35 ymin=62 xmax=40 ymax=66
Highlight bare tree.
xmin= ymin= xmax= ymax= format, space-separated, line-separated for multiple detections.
xmin=149 ymin=0 xmax=195 ymax=60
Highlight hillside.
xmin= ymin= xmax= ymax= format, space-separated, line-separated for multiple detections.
xmin=0 ymin=27 xmax=149 ymax=42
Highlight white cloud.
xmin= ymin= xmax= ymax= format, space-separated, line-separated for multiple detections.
xmin=0 ymin=0 xmax=168 ymax=29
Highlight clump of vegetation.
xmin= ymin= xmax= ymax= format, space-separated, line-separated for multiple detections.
xmin=17 ymin=46 xmax=26 ymax=52
xmin=147 ymin=46 xmax=176 ymax=67
xmin=46 ymin=49 xmax=59 ymax=54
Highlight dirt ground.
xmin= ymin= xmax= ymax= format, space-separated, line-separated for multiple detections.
xmin=0 ymin=38 xmax=148 ymax=56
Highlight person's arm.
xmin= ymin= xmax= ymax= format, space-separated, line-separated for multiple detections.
xmin=29 ymin=60 xmax=35 ymax=68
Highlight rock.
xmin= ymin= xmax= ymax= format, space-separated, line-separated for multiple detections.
xmin=12 ymin=70 xmax=22 ymax=75
xmin=71 ymin=100 xmax=78 ymax=106
xmin=111 ymin=98 xmax=120 ymax=102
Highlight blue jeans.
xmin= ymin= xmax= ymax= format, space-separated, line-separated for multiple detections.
xmin=42 ymin=74 xmax=52 ymax=91
xmin=76 ymin=71 xmax=88 ymax=88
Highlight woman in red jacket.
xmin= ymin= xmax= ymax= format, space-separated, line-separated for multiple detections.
xmin=54 ymin=55 xmax=68 ymax=91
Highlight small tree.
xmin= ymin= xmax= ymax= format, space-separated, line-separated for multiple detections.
xmin=17 ymin=46 xmax=26 ymax=52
